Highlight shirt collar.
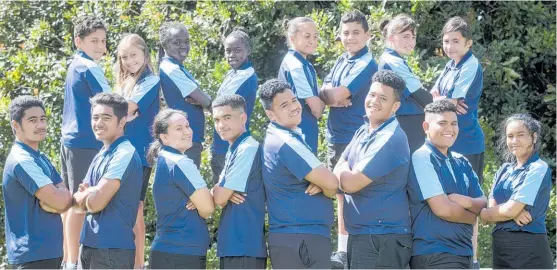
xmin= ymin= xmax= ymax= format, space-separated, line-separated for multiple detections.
xmin=449 ymin=50 xmax=473 ymax=69
xmin=236 ymin=60 xmax=253 ymax=71
xmin=137 ymin=67 xmax=153 ymax=81
xmin=76 ymin=50 xmax=94 ymax=61
xmin=163 ymin=56 xmax=184 ymax=67
xmin=289 ymin=49 xmax=309 ymax=65
xmin=385 ymin=48 xmax=403 ymax=59
xmin=162 ymin=145 xmax=183 ymax=155
xmin=14 ymin=140 xmax=40 ymax=157
xmin=346 ymin=46 xmax=369 ymax=61
xmin=270 ymin=121 xmax=304 ymax=138
xmin=425 ymin=139 xmax=454 ymax=160
xmin=229 ymin=131 xmax=251 ymax=153
xmin=514 ymin=152 xmax=540 ymax=170
xmin=103 ymin=136 xmax=128 ymax=153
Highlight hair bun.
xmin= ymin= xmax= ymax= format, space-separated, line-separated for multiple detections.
xmin=231 ymin=26 xmax=247 ymax=34
xmin=379 ymin=19 xmax=390 ymax=33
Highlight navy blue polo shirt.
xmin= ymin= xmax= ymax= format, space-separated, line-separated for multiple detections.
xmin=151 ymin=146 xmax=209 ymax=256
xmin=278 ymin=50 xmax=320 ymax=153
xmin=62 ymin=50 xmax=111 ymax=149
xmin=490 ymin=153 xmax=552 ymax=234
xmin=379 ymin=48 xmax=424 ymax=115
xmin=159 ymin=56 xmax=205 ymax=143
xmin=2 ymin=141 xmax=63 ymax=264
xmin=324 ymin=47 xmax=378 ymax=144
xmin=407 ymin=140 xmax=484 ymax=256
xmin=341 ymin=116 xmax=411 ymax=235
xmin=211 ymin=61 xmax=258 ymax=155
xmin=217 ymin=132 xmax=266 ymax=258
xmin=434 ymin=50 xmax=484 ymax=155
xmin=80 ymin=136 xmax=143 ymax=249
xmin=262 ymin=122 xmax=334 ymax=238
xmin=123 ymin=68 xmax=160 ymax=167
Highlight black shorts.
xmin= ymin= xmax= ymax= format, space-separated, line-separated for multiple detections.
xmin=410 ymin=252 xmax=471 ymax=269
xmin=464 ymin=153 xmax=485 ymax=185
xmin=268 ymin=233 xmax=331 ymax=269
xmin=326 ymin=143 xmax=349 ymax=170
xmin=219 ymin=256 xmax=267 ymax=269
xmin=8 ymin=257 xmax=62 ymax=269
xmin=397 ymin=114 xmax=426 ymax=154
xmin=347 ymin=233 xmax=412 ymax=269
xmin=149 ymin=250 xmax=206 ymax=269
xmin=140 ymin=166 xmax=152 ymax=201
xmin=60 ymin=144 xmax=98 ymax=194
xmin=79 ymin=245 xmax=135 ymax=269
xmin=492 ymin=230 xmax=553 ymax=269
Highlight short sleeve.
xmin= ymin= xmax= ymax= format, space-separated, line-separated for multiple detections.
xmin=84 ymin=65 xmax=111 ymax=94
xmin=175 ymin=157 xmax=207 ymax=197
xmin=450 ymin=58 xmax=481 ymax=99
xmin=280 ymin=139 xmax=321 ymax=181
xmin=411 ymin=150 xmax=445 ymax=200
xmin=15 ymin=159 xmax=53 ymax=195
xmin=290 ymin=66 xmax=316 ymax=99
xmin=340 ymin=56 xmax=378 ymax=95
xmin=355 ymin=137 xmax=409 ymax=182
xmin=160 ymin=61 xmax=198 ymax=98
xmin=103 ymin=145 xmax=135 ymax=181
xmin=511 ymin=162 xmax=549 ymax=206
xmin=129 ymin=75 xmax=160 ymax=113
xmin=220 ymin=145 xmax=259 ymax=193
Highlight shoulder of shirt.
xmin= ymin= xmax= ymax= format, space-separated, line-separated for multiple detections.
xmin=159 ymin=59 xmax=179 ymax=74
xmin=237 ymin=136 xmax=260 ymax=153
xmin=113 ymin=140 xmax=137 ymax=156
xmin=463 ymin=54 xmax=480 ymax=69
xmin=354 ymin=51 xmax=374 ymax=63
xmin=236 ymin=66 xmax=256 ymax=80
xmin=160 ymin=149 xmax=194 ymax=170
xmin=283 ymin=53 xmax=304 ymax=69
xmin=380 ymin=52 xmax=404 ymax=65
xmin=528 ymin=158 xmax=549 ymax=173
xmin=74 ymin=55 xmax=101 ymax=71
xmin=9 ymin=145 xmax=35 ymax=165
xmin=139 ymin=73 xmax=160 ymax=86
xmin=412 ymin=145 xmax=432 ymax=160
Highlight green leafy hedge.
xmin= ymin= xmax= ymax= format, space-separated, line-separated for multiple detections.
xmin=0 ymin=1 xmax=554 ymax=268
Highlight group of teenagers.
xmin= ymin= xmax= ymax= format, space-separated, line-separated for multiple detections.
xmin=2 ymin=8 xmax=554 ymax=270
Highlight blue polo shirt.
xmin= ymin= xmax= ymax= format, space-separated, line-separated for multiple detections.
xmin=123 ymin=69 xmax=160 ymax=167
xmin=211 ymin=61 xmax=258 ymax=155
xmin=379 ymin=48 xmax=424 ymax=116
xmin=278 ymin=50 xmax=320 ymax=153
xmin=159 ymin=56 xmax=205 ymax=143
xmin=80 ymin=136 xmax=143 ymax=250
xmin=341 ymin=116 xmax=411 ymax=235
xmin=151 ymin=146 xmax=209 ymax=256
xmin=490 ymin=153 xmax=552 ymax=234
xmin=434 ymin=50 xmax=484 ymax=155
xmin=324 ymin=46 xmax=378 ymax=144
xmin=217 ymin=132 xmax=266 ymax=258
xmin=407 ymin=140 xmax=484 ymax=256
xmin=2 ymin=141 xmax=63 ymax=264
xmin=62 ymin=50 xmax=111 ymax=149
xmin=262 ymin=122 xmax=334 ymax=238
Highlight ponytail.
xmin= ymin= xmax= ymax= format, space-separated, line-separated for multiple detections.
xmin=147 ymin=139 xmax=163 ymax=166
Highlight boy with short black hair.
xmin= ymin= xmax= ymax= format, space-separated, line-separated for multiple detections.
xmin=61 ymin=15 xmax=111 ymax=270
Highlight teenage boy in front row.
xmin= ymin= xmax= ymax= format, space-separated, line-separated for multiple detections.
xmin=407 ymin=100 xmax=487 ymax=269
xmin=334 ymin=70 xmax=412 ymax=269
xmin=3 ymin=96 xmax=73 ymax=269
xmin=73 ymin=93 xmax=143 ymax=269
xmin=212 ymin=95 xmax=267 ymax=269
xmin=259 ymin=79 xmax=338 ymax=269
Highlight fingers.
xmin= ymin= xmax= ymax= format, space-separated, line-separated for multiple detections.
xmin=229 ymin=193 xmax=246 ymax=204
xmin=186 ymin=201 xmax=196 ymax=210
xmin=305 ymin=184 xmax=322 ymax=195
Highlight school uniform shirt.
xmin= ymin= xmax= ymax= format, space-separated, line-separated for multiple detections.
xmin=151 ymin=146 xmax=210 ymax=256
xmin=211 ymin=61 xmax=258 ymax=155
xmin=159 ymin=56 xmax=205 ymax=143
xmin=217 ymin=132 xmax=266 ymax=258
xmin=278 ymin=50 xmax=320 ymax=153
xmin=123 ymin=69 xmax=160 ymax=167
xmin=407 ymin=140 xmax=484 ymax=256
xmin=434 ymin=50 xmax=484 ymax=155
xmin=324 ymin=46 xmax=378 ymax=145
xmin=62 ymin=50 xmax=111 ymax=149
xmin=80 ymin=136 xmax=143 ymax=250
xmin=262 ymin=122 xmax=334 ymax=238
xmin=341 ymin=116 xmax=411 ymax=235
xmin=2 ymin=141 xmax=63 ymax=264
xmin=490 ymin=153 xmax=552 ymax=234
xmin=379 ymin=48 xmax=424 ymax=115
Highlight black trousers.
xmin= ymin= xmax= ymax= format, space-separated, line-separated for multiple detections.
xmin=492 ymin=230 xmax=553 ymax=269
xmin=149 ymin=250 xmax=206 ymax=269
xmin=8 ymin=257 xmax=62 ymax=269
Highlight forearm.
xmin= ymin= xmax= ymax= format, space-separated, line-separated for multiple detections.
xmin=189 ymin=89 xmax=212 ymax=108
xmin=212 ymin=186 xmax=232 ymax=207
xmin=480 ymin=204 xmax=518 ymax=223
xmin=409 ymin=88 xmax=433 ymax=108
xmin=468 ymin=197 xmax=488 ymax=215
xmin=85 ymin=188 xmax=110 ymax=213
xmin=439 ymin=202 xmax=478 ymax=224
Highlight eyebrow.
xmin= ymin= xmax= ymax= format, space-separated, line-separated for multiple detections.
xmin=93 ymin=113 xmax=113 ymax=117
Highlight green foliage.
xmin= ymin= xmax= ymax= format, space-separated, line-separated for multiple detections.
xmin=0 ymin=1 xmax=555 ymax=268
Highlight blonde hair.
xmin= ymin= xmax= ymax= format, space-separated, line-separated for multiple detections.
xmin=114 ymin=34 xmax=153 ymax=98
